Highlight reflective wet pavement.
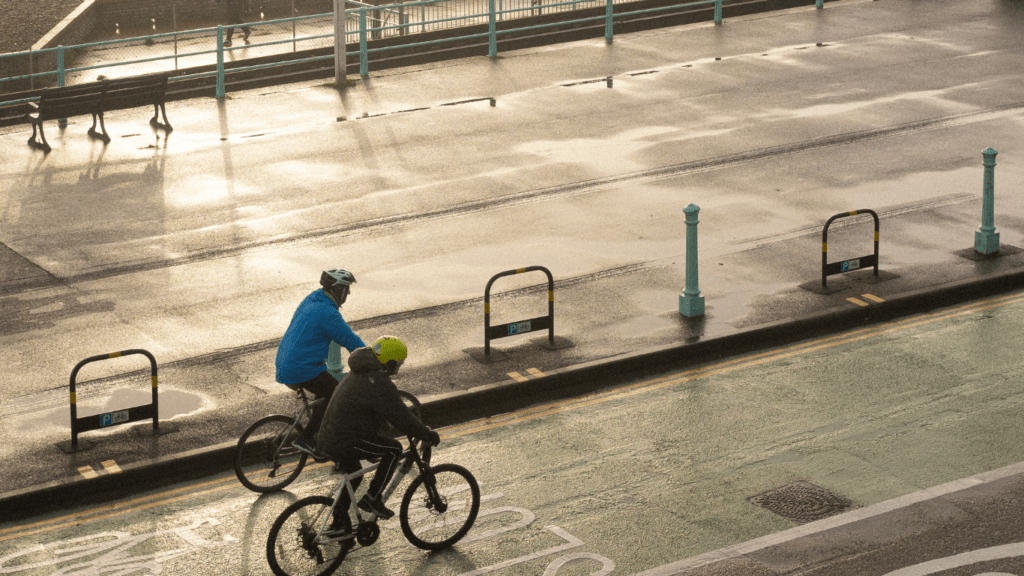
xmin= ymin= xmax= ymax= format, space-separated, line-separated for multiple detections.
xmin=3 ymin=0 xmax=1024 ymax=570
xmin=4 ymin=294 xmax=1024 ymax=574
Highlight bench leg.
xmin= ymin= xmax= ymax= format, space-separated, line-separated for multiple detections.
xmin=27 ymin=120 xmax=52 ymax=153
xmin=87 ymin=112 xmax=111 ymax=144
xmin=149 ymin=103 xmax=172 ymax=133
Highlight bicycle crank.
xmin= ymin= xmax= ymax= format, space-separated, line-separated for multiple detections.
xmin=356 ymin=521 xmax=380 ymax=546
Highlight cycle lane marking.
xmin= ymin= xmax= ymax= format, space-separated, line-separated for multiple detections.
xmin=447 ymin=490 xmax=615 ymax=576
xmin=0 ymin=479 xmax=239 ymax=544
xmin=0 ymin=518 xmax=235 ymax=574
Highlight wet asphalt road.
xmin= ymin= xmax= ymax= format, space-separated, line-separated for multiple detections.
xmin=3 ymin=290 xmax=1024 ymax=574
xmin=4 ymin=0 xmax=1024 ymax=564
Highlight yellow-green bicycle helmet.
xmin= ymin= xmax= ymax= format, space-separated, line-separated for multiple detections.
xmin=372 ymin=335 xmax=407 ymax=375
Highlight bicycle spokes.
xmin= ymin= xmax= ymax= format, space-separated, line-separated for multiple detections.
xmin=400 ymin=464 xmax=480 ymax=551
xmin=235 ymin=415 xmax=308 ymax=493
xmin=267 ymin=496 xmax=350 ymax=576
xmin=423 ymin=479 xmax=449 ymax=514
xmin=296 ymin=525 xmax=324 ymax=563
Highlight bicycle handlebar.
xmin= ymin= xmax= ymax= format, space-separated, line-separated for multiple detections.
xmin=407 ymin=435 xmax=433 ymax=466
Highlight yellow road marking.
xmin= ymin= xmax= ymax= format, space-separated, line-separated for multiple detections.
xmin=863 ymin=293 xmax=885 ymax=303
xmin=102 ymin=460 xmax=122 ymax=474
xmin=7 ymin=290 xmax=1024 ymax=542
xmin=527 ymin=368 xmax=546 ymax=378
xmin=77 ymin=466 xmax=98 ymax=480
xmin=507 ymin=372 xmax=529 ymax=382
xmin=441 ymin=290 xmax=1024 ymax=439
xmin=847 ymin=297 xmax=869 ymax=306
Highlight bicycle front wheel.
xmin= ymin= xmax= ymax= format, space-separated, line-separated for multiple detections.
xmin=267 ymin=496 xmax=352 ymax=576
xmin=400 ymin=463 xmax=480 ymax=550
xmin=234 ymin=414 xmax=307 ymax=493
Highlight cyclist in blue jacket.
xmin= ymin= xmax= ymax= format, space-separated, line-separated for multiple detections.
xmin=275 ymin=269 xmax=366 ymax=456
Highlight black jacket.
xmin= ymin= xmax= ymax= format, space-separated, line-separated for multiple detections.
xmin=316 ymin=347 xmax=429 ymax=457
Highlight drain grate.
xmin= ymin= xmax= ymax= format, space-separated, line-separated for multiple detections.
xmin=748 ymin=480 xmax=861 ymax=524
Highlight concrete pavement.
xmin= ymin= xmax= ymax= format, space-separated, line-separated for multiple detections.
xmin=4 ymin=0 xmax=1024 ymax=571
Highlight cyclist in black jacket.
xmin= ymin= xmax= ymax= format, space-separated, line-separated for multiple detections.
xmin=317 ymin=336 xmax=439 ymax=519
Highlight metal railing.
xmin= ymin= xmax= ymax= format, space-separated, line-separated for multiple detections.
xmin=1 ymin=0 xmax=828 ymax=103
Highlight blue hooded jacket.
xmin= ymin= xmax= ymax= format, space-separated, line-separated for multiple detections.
xmin=275 ymin=289 xmax=366 ymax=385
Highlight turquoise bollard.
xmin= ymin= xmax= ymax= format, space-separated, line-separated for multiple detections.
xmin=679 ymin=203 xmax=706 ymax=318
xmin=975 ymin=147 xmax=999 ymax=255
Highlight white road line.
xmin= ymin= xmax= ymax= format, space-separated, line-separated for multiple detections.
xmin=882 ymin=541 xmax=1024 ymax=575
xmin=635 ymin=461 xmax=1024 ymax=575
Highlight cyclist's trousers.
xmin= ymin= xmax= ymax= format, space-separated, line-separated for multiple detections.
xmin=335 ymin=435 xmax=403 ymax=499
xmin=293 ymin=371 xmax=338 ymax=442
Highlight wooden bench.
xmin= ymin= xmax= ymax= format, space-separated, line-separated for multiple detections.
xmin=0 ymin=89 xmax=36 ymax=127
xmin=27 ymin=72 xmax=173 ymax=153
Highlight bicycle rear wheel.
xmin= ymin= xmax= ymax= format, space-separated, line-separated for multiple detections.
xmin=234 ymin=414 xmax=307 ymax=493
xmin=399 ymin=390 xmax=422 ymax=420
xmin=400 ymin=463 xmax=480 ymax=550
xmin=267 ymin=496 xmax=353 ymax=576
xmin=380 ymin=390 xmax=424 ymax=437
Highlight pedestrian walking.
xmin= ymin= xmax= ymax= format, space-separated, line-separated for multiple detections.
xmin=219 ymin=0 xmax=252 ymax=47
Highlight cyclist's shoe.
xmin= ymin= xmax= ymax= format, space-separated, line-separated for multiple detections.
xmin=292 ymin=439 xmax=330 ymax=463
xmin=223 ymin=40 xmax=232 ymax=47
xmin=325 ymin=518 xmax=350 ymax=537
xmin=358 ymin=495 xmax=395 ymax=519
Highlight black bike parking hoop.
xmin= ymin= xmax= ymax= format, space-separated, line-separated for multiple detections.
xmin=69 ymin=349 xmax=159 ymax=450
xmin=822 ymin=209 xmax=879 ymax=288
xmin=484 ymin=266 xmax=554 ymax=356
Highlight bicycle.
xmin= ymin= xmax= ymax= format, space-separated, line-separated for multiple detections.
xmin=266 ymin=435 xmax=480 ymax=576
xmin=234 ymin=387 xmax=422 ymax=493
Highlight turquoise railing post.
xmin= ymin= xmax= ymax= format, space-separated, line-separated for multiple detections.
xmin=216 ymin=26 xmax=226 ymax=99
xmin=359 ymin=9 xmax=369 ymax=77
xmin=488 ymin=0 xmax=497 ymax=57
xmin=714 ymin=0 xmax=722 ymax=24
xmin=56 ymin=46 xmax=66 ymax=87
xmin=679 ymin=203 xmax=706 ymax=318
xmin=333 ymin=0 xmax=346 ymax=83
xmin=816 ymin=0 xmax=823 ymax=8
xmin=975 ymin=147 xmax=1000 ymax=255
xmin=57 ymin=46 xmax=67 ymax=127
xmin=605 ymin=0 xmax=613 ymax=42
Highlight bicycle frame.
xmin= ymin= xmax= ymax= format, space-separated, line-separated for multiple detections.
xmin=267 ymin=389 xmax=322 ymax=457
xmin=292 ymin=388 xmax=321 ymax=423
xmin=312 ymin=438 xmax=433 ymax=544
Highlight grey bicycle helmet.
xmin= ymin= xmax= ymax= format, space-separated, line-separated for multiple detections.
xmin=320 ymin=269 xmax=356 ymax=305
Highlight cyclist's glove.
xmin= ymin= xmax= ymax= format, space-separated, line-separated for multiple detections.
xmin=424 ymin=429 xmax=441 ymax=447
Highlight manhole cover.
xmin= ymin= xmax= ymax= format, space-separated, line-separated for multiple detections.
xmin=748 ymin=480 xmax=861 ymax=524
